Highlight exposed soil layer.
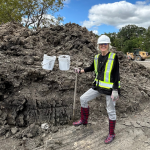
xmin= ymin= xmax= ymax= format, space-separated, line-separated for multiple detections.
xmin=0 ymin=23 xmax=150 ymax=144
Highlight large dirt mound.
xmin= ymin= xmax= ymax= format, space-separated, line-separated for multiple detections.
xmin=0 ymin=22 xmax=150 ymax=130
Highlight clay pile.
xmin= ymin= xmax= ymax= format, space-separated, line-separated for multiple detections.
xmin=0 ymin=22 xmax=150 ymax=133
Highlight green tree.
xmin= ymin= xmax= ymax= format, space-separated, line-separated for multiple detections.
xmin=123 ymin=38 xmax=142 ymax=53
xmin=22 ymin=0 xmax=65 ymax=29
xmin=0 ymin=0 xmax=23 ymax=23
xmin=118 ymin=25 xmax=146 ymax=41
xmin=116 ymin=25 xmax=147 ymax=53
xmin=143 ymin=26 xmax=150 ymax=53
xmin=113 ymin=37 xmax=123 ymax=51
xmin=0 ymin=0 xmax=65 ymax=29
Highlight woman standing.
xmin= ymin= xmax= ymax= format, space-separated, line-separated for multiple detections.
xmin=73 ymin=35 xmax=120 ymax=144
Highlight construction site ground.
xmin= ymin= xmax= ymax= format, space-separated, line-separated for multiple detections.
xmin=136 ymin=59 xmax=150 ymax=68
xmin=0 ymin=22 xmax=150 ymax=150
xmin=0 ymin=61 xmax=149 ymax=150
xmin=0 ymin=94 xmax=150 ymax=150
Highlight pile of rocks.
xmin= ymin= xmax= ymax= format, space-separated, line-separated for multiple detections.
xmin=0 ymin=22 xmax=150 ymax=133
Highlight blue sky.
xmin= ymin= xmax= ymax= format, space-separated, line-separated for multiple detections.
xmin=55 ymin=0 xmax=150 ymax=35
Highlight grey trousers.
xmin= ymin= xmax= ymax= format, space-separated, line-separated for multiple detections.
xmin=80 ymin=88 xmax=116 ymax=120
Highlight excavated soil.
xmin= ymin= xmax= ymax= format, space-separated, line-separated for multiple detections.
xmin=0 ymin=22 xmax=150 ymax=150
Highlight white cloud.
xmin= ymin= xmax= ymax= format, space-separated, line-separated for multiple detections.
xmin=136 ymin=1 xmax=146 ymax=5
xmin=92 ymin=30 xmax=99 ymax=35
xmin=82 ymin=1 xmax=150 ymax=29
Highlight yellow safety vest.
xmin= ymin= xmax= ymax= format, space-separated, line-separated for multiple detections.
xmin=94 ymin=52 xmax=120 ymax=89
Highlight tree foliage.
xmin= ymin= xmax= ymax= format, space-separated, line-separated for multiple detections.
xmin=0 ymin=0 xmax=23 ymax=23
xmin=103 ymin=25 xmax=150 ymax=54
xmin=22 ymin=0 xmax=65 ymax=29
xmin=117 ymin=25 xmax=146 ymax=41
xmin=0 ymin=0 xmax=65 ymax=29
xmin=143 ymin=26 xmax=150 ymax=53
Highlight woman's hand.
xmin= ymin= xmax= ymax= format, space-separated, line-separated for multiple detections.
xmin=111 ymin=90 xmax=119 ymax=101
xmin=74 ymin=68 xmax=81 ymax=74
xmin=74 ymin=68 xmax=85 ymax=74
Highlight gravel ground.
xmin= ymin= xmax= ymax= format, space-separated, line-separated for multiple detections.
xmin=135 ymin=59 xmax=150 ymax=68
xmin=1 ymin=101 xmax=150 ymax=150
xmin=0 ymin=58 xmax=150 ymax=150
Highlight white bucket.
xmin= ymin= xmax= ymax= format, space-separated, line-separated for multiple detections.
xmin=41 ymin=54 xmax=56 ymax=70
xmin=58 ymin=55 xmax=70 ymax=71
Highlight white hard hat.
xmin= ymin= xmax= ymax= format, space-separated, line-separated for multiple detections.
xmin=97 ymin=35 xmax=111 ymax=44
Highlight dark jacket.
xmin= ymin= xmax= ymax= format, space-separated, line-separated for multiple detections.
xmin=84 ymin=52 xmax=120 ymax=95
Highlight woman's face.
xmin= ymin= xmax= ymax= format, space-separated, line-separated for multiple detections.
xmin=99 ymin=43 xmax=109 ymax=53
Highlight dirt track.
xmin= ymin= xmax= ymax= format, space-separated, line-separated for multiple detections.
xmin=136 ymin=59 xmax=150 ymax=68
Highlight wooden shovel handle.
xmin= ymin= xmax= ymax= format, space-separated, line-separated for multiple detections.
xmin=73 ymin=73 xmax=77 ymax=117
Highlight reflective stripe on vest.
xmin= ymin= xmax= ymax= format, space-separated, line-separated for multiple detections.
xmin=95 ymin=79 xmax=113 ymax=88
xmin=104 ymin=53 xmax=115 ymax=82
xmin=118 ymin=81 xmax=120 ymax=88
xmin=94 ymin=54 xmax=100 ymax=78
xmin=95 ymin=79 xmax=120 ymax=89
xmin=94 ymin=52 xmax=120 ymax=89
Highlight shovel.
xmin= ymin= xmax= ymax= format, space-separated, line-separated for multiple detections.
xmin=68 ymin=60 xmax=78 ymax=125
xmin=73 ymin=70 xmax=77 ymax=121
xmin=72 ymin=58 xmax=79 ymax=121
